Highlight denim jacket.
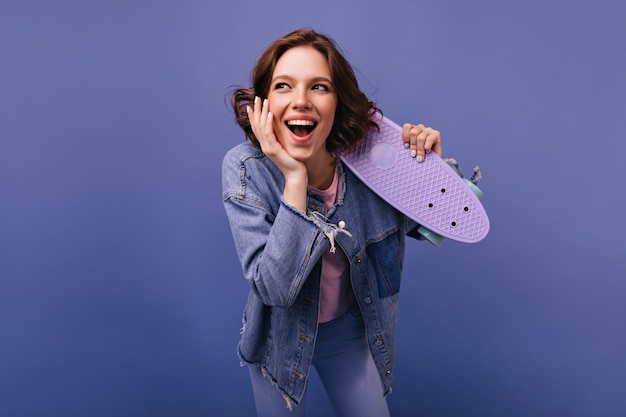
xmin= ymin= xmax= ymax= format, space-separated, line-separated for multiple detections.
xmin=222 ymin=142 xmax=422 ymax=408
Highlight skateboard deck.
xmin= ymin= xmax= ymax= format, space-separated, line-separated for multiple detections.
xmin=338 ymin=115 xmax=490 ymax=244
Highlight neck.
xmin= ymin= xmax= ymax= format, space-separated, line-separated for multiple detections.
xmin=307 ymin=152 xmax=337 ymax=190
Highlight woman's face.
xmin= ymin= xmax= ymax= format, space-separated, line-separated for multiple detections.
xmin=267 ymin=46 xmax=337 ymax=165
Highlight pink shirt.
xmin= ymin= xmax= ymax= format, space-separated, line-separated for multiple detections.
xmin=308 ymin=167 xmax=353 ymax=323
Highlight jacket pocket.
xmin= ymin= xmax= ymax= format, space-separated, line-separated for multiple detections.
xmin=367 ymin=233 xmax=403 ymax=298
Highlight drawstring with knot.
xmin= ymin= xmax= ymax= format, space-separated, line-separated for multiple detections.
xmin=309 ymin=211 xmax=352 ymax=254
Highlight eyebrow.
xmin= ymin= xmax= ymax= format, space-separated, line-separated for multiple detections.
xmin=271 ymin=75 xmax=333 ymax=84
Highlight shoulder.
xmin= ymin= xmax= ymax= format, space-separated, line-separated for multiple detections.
xmin=222 ymin=142 xmax=282 ymax=180
xmin=221 ymin=142 xmax=284 ymax=205
xmin=222 ymin=142 xmax=264 ymax=167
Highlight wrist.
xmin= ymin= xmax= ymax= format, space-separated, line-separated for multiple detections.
xmin=282 ymin=172 xmax=308 ymax=212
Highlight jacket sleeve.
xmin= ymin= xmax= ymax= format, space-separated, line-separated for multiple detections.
xmin=222 ymin=150 xmax=326 ymax=307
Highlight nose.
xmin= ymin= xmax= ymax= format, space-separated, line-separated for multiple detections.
xmin=292 ymin=87 xmax=311 ymax=109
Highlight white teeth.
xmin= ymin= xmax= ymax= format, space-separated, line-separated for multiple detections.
xmin=286 ymin=120 xmax=315 ymax=126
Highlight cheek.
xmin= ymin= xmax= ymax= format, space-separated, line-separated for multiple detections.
xmin=271 ymin=120 xmax=291 ymax=147
xmin=323 ymin=105 xmax=337 ymax=130
xmin=325 ymin=102 xmax=338 ymax=123
xmin=271 ymin=119 xmax=285 ymax=143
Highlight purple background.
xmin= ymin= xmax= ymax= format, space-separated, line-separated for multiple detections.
xmin=1 ymin=1 xmax=625 ymax=416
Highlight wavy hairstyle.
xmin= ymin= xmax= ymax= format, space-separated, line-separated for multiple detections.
xmin=229 ymin=28 xmax=379 ymax=152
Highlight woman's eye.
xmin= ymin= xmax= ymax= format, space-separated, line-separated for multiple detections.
xmin=312 ymin=84 xmax=329 ymax=91
xmin=274 ymin=82 xmax=289 ymax=90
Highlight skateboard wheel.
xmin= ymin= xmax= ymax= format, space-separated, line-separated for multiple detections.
xmin=463 ymin=179 xmax=484 ymax=199
xmin=417 ymin=225 xmax=446 ymax=247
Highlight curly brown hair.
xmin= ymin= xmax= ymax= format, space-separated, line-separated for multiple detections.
xmin=229 ymin=28 xmax=380 ymax=152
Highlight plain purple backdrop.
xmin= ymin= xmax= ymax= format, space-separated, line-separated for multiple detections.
xmin=1 ymin=1 xmax=625 ymax=416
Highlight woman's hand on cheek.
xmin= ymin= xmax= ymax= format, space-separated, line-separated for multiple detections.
xmin=247 ymin=97 xmax=308 ymax=211
xmin=402 ymin=123 xmax=442 ymax=162
xmin=247 ymin=97 xmax=306 ymax=178
xmin=247 ymin=96 xmax=280 ymax=158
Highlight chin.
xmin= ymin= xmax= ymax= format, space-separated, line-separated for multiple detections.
xmin=284 ymin=148 xmax=314 ymax=162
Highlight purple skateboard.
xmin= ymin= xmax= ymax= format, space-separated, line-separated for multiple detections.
xmin=338 ymin=115 xmax=490 ymax=244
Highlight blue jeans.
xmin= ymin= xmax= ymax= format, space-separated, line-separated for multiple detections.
xmin=248 ymin=304 xmax=391 ymax=417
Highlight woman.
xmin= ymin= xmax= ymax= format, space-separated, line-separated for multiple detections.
xmin=222 ymin=28 xmax=442 ymax=417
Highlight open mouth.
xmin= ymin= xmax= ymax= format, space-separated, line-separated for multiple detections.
xmin=286 ymin=120 xmax=317 ymax=137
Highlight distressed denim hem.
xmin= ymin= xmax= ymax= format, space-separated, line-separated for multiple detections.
xmin=238 ymin=347 xmax=300 ymax=410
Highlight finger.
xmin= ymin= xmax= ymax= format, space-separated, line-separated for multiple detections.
xmin=402 ymin=123 xmax=413 ymax=150
xmin=266 ymin=110 xmax=274 ymax=135
xmin=250 ymin=97 xmax=270 ymax=139
xmin=424 ymin=130 xmax=442 ymax=156
xmin=247 ymin=96 xmax=260 ymax=130
xmin=254 ymin=96 xmax=263 ymax=126
xmin=409 ymin=124 xmax=426 ymax=162
xmin=252 ymin=98 xmax=280 ymax=157
xmin=415 ymin=129 xmax=427 ymax=162
xmin=260 ymin=98 xmax=268 ymax=121
xmin=415 ymin=126 xmax=442 ymax=162
xmin=260 ymin=98 xmax=274 ymax=138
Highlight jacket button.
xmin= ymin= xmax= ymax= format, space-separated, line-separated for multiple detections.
xmin=375 ymin=339 xmax=383 ymax=346
xmin=338 ymin=220 xmax=346 ymax=229
xmin=356 ymin=258 xmax=362 ymax=263
xmin=364 ymin=297 xmax=372 ymax=304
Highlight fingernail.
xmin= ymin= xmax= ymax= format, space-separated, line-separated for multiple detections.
xmin=246 ymin=105 xmax=251 ymax=114
xmin=254 ymin=96 xmax=258 ymax=104
xmin=410 ymin=149 xmax=417 ymax=158
xmin=267 ymin=111 xmax=272 ymax=119
xmin=263 ymin=99 xmax=268 ymax=107
xmin=417 ymin=155 xmax=423 ymax=162
xmin=404 ymin=143 xmax=410 ymax=149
